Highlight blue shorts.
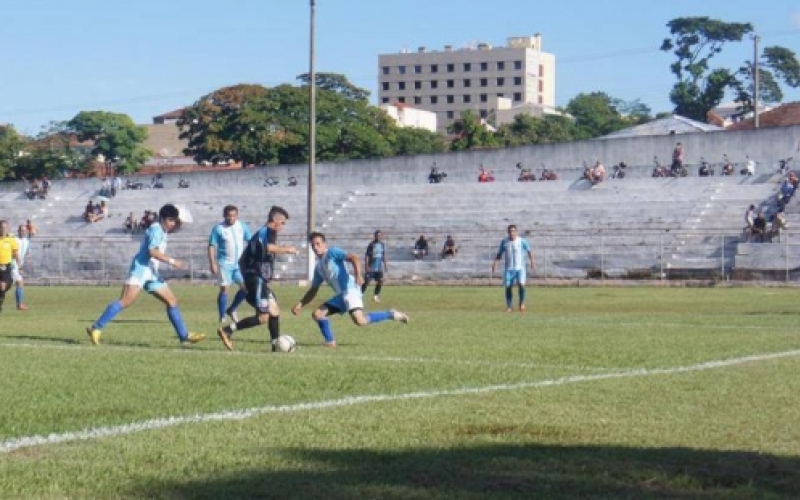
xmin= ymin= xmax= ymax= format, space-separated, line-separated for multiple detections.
xmin=323 ymin=289 xmax=364 ymax=315
xmin=503 ymin=269 xmax=526 ymax=287
xmin=217 ymin=262 xmax=244 ymax=287
xmin=125 ymin=264 xmax=167 ymax=294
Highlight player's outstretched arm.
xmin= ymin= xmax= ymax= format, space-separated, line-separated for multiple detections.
xmin=292 ymin=286 xmax=320 ymax=315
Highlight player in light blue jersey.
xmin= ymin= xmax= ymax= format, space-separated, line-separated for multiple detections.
xmin=491 ymin=224 xmax=535 ymax=313
xmin=292 ymin=231 xmax=408 ymax=348
xmin=361 ymin=229 xmax=388 ymax=303
xmin=86 ymin=204 xmax=205 ymax=346
xmin=11 ymin=224 xmax=32 ymax=310
xmin=208 ymin=205 xmax=252 ymax=323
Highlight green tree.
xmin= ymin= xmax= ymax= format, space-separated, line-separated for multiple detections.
xmin=495 ymin=113 xmax=579 ymax=147
xmin=296 ymin=72 xmax=370 ymax=102
xmin=447 ymin=110 xmax=498 ymax=151
xmin=0 ymin=125 xmax=26 ymax=180
xmin=389 ymin=126 xmax=448 ymax=156
xmin=66 ymin=111 xmax=150 ymax=173
xmin=732 ymin=45 xmax=800 ymax=113
xmin=659 ymin=17 xmax=781 ymax=121
xmin=177 ymin=84 xmax=271 ymax=165
xmin=565 ymin=92 xmax=644 ymax=139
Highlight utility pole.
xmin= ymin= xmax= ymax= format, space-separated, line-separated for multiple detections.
xmin=752 ymin=34 xmax=760 ymax=129
xmin=307 ymin=0 xmax=317 ymax=281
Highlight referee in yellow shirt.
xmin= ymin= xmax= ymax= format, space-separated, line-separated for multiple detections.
xmin=0 ymin=220 xmax=21 ymax=314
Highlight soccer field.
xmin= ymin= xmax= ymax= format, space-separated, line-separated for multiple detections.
xmin=2 ymin=284 xmax=800 ymax=499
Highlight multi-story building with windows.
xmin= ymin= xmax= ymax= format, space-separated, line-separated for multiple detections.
xmin=378 ymin=35 xmax=555 ymax=133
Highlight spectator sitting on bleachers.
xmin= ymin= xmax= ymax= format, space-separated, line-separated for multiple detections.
xmin=412 ymin=234 xmax=429 ymax=260
xmin=83 ymin=200 xmax=95 ymax=222
xmin=585 ymin=161 xmax=605 ymax=185
xmin=139 ymin=210 xmax=156 ymax=231
xmin=749 ymin=210 xmax=767 ymax=242
xmin=768 ymin=211 xmax=788 ymax=242
xmin=124 ymin=212 xmax=137 ymax=234
xmin=441 ymin=234 xmax=458 ymax=259
xmin=777 ymin=172 xmax=798 ymax=210
xmin=86 ymin=201 xmax=108 ymax=223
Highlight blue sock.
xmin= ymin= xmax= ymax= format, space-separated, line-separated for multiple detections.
xmin=519 ymin=287 xmax=526 ymax=307
xmin=367 ymin=311 xmax=392 ymax=324
xmin=316 ymin=318 xmax=334 ymax=342
xmin=15 ymin=287 xmax=23 ymax=306
xmin=167 ymin=305 xmax=189 ymax=341
xmin=217 ymin=292 xmax=228 ymax=321
xmin=94 ymin=301 xmax=124 ymax=329
xmin=230 ymin=289 xmax=247 ymax=310
xmin=505 ymin=287 xmax=513 ymax=308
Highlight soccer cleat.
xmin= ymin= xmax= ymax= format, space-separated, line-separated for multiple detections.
xmin=16 ymin=303 xmax=29 ymax=311
xmin=226 ymin=308 xmax=239 ymax=324
xmin=373 ymin=295 xmax=380 ymax=303
xmin=217 ymin=327 xmax=234 ymax=351
xmin=181 ymin=332 xmax=205 ymax=346
xmin=86 ymin=327 xmax=102 ymax=345
xmin=322 ymin=340 xmax=337 ymax=348
xmin=520 ymin=304 xmax=526 ymax=314
xmin=506 ymin=308 xmax=513 ymax=313
xmin=390 ymin=309 xmax=409 ymax=324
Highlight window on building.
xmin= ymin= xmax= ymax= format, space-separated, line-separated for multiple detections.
xmin=539 ymin=95 xmax=543 ymax=104
xmin=382 ymin=82 xmax=390 ymax=91
xmin=398 ymin=66 xmax=406 ymax=74
xmin=414 ymin=81 xmax=422 ymax=90
xmin=446 ymin=63 xmax=455 ymax=72
xmin=382 ymin=66 xmax=390 ymax=75
xmin=479 ymin=109 xmax=488 ymax=118
xmin=398 ymin=97 xmax=406 ymax=103
xmin=446 ymin=111 xmax=454 ymax=119
xmin=479 ymin=93 xmax=488 ymax=103
xmin=539 ymin=64 xmax=544 ymax=76
xmin=496 ymin=77 xmax=505 ymax=86
xmin=497 ymin=93 xmax=505 ymax=98
xmin=446 ymin=79 xmax=455 ymax=88
xmin=414 ymin=65 xmax=422 ymax=74
xmin=513 ymin=76 xmax=522 ymax=85
xmin=463 ymin=63 xmax=472 ymax=72
xmin=398 ymin=82 xmax=406 ymax=90
xmin=480 ymin=62 xmax=488 ymax=71
xmin=414 ymin=96 xmax=422 ymax=104
xmin=497 ymin=61 xmax=505 ymax=71
xmin=382 ymin=97 xmax=390 ymax=103
xmin=430 ymin=96 xmax=438 ymax=104
xmin=463 ymin=95 xmax=471 ymax=103
xmin=480 ymin=78 xmax=488 ymax=87
xmin=431 ymin=80 xmax=438 ymax=89
xmin=513 ymin=92 xmax=522 ymax=101
xmin=514 ymin=60 xmax=522 ymax=70
xmin=463 ymin=79 xmax=471 ymax=88
xmin=446 ymin=95 xmax=454 ymax=104
xmin=538 ymin=80 xmax=543 ymax=92
xmin=431 ymin=64 xmax=439 ymax=73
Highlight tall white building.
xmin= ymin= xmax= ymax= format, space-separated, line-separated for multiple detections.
xmin=378 ymin=35 xmax=555 ymax=133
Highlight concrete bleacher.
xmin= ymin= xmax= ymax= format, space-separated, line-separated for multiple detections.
xmin=0 ymin=162 xmax=787 ymax=283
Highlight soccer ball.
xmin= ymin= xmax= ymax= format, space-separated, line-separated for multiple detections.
xmin=273 ymin=334 xmax=297 ymax=353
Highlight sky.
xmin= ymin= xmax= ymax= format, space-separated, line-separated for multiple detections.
xmin=2 ymin=0 xmax=799 ymax=136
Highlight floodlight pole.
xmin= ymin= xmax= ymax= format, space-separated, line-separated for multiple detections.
xmin=306 ymin=0 xmax=317 ymax=280
xmin=752 ymin=34 xmax=760 ymax=129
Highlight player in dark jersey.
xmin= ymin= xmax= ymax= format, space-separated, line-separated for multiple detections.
xmin=216 ymin=206 xmax=299 ymax=351
xmin=361 ymin=230 xmax=388 ymax=303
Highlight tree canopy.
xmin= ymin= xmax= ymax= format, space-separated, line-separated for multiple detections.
xmin=65 ymin=111 xmax=150 ymax=173
xmin=0 ymin=126 xmax=26 ymax=180
xmin=661 ymin=16 xmax=800 ymax=120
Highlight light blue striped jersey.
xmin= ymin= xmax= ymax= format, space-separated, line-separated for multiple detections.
xmin=208 ymin=220 xmax=252 ymax=266
xmin=312 ymin=247 xmax=358 ymax=294
xmin=133 ymin=223 xmax=168 ymax=272
xmin=496 ymin=237 xmax=531 ymax=271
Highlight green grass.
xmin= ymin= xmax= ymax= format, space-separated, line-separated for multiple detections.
xmin=2 ymin=285 xmax=800 ymax=499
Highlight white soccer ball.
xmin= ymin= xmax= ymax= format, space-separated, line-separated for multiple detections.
xmin=273 ymin=334 xmax=297 ymax=353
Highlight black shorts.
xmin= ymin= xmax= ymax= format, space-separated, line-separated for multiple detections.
xmin=366 ymin=271 xmax=384 ymax=282
xmin=244 ymin=275 xmax=276 ymax=314
xmin=0 ymin=265 xmax=11 ymax=286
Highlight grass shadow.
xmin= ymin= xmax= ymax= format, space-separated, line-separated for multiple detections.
xmin=139 ymin=442 xmax=800 ymax=499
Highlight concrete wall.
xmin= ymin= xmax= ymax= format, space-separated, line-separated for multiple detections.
xmin=2 ymin=125 xmax=798 ymax=192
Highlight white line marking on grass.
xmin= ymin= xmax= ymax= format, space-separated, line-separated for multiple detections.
xmin=3 ymin=348 xmax=800 ymax=455
xmin=0 ymin=342 xmax=610 ymax=372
